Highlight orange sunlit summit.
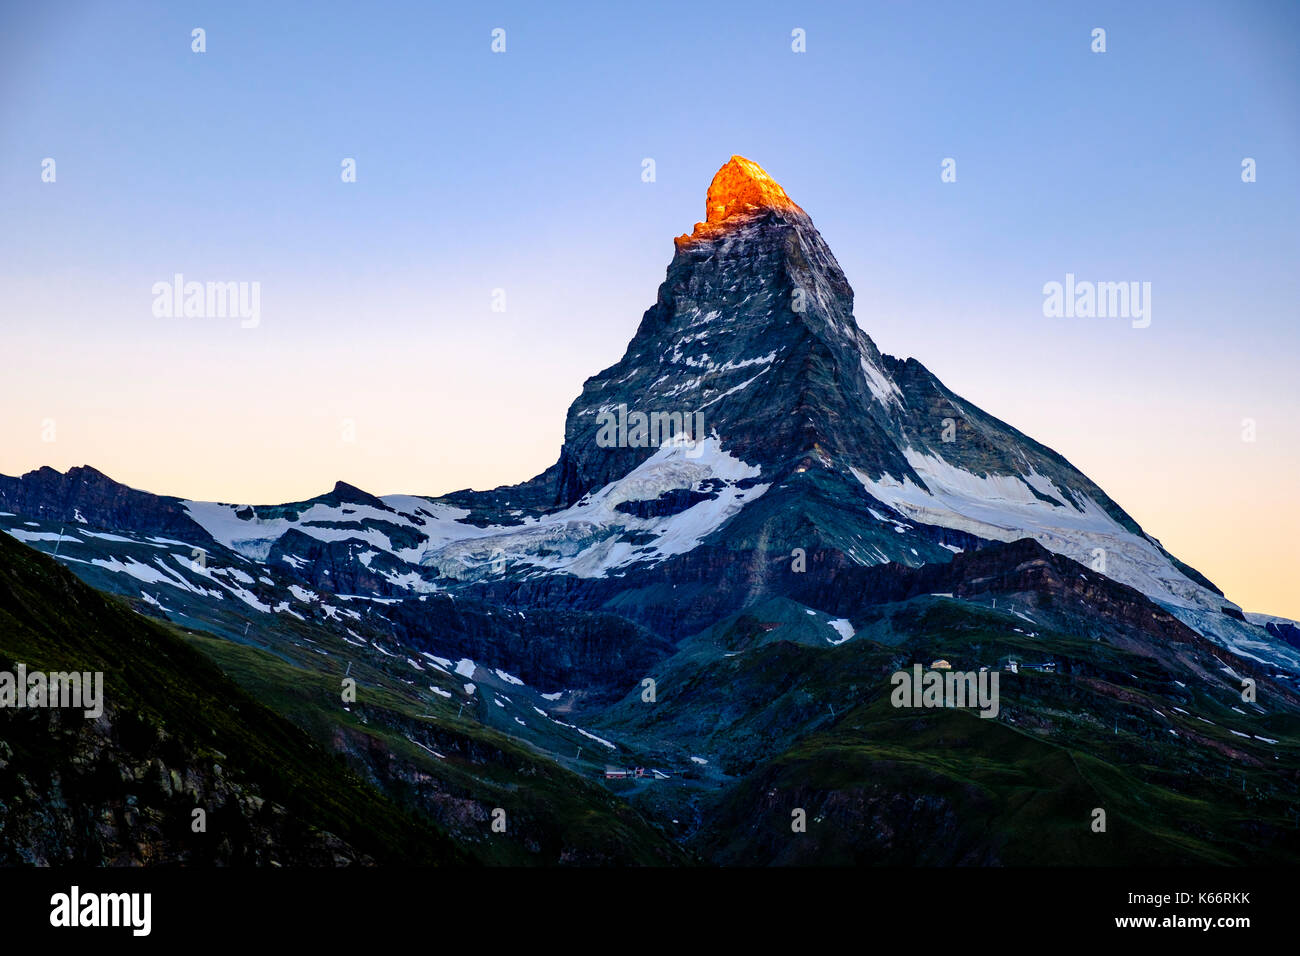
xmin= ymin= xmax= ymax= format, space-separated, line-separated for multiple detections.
xmin=676 ymin=156 xmax=805 ymax=247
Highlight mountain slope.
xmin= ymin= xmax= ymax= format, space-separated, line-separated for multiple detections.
xmin=1 ymin=157 xmax=1293 ymax=678
xmin=0 ymin=528 xmax=688 ymax=865
xmin=587 ymin=541 xmax=1300 ymax=865
xmin=0 ymin=529 xmax=464 ymax=865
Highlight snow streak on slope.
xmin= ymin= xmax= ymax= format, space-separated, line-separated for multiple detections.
xmin=183 ymin=497 xmax=497 ymax=563
xmin=852 ymin=449 xmax=1226 ymax=613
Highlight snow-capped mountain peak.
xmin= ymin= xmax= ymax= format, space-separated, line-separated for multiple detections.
xmin=2 ymin=156 xmax=1293 ymax=673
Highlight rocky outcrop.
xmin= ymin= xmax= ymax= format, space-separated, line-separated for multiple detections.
xmin=0 ymin=465 xmax=210 ymax=541
xmin=0 ymin=701 xmax=364 ymax=866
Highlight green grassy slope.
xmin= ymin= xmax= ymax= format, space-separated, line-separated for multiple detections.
xmin=180 ymin=630 xmax=689 ymax=865
xmin=0 ymin=530 xmax=464 ymax=865
xmin=592 ymin=596 xmax=1300 ymax=865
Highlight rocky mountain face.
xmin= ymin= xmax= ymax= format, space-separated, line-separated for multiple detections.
xmin=0 ymin=465 xmax=210 ymax=542
xmin=417 ymin=155 xmax=1282 ymax=669
xmin=517 ymin=158 xmax=1238 ymax=622
xmin=1267 ymin=620 xmax=1300 ymax=650
xmin=551 ymin=156 xmax=884 ymax=501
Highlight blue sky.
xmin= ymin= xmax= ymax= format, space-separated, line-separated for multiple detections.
xmin=1 ymin=0 xmax=1297 ymax=613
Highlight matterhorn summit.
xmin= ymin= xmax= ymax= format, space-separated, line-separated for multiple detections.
xmin=5 ymin=156 xmax=1289 ymax=675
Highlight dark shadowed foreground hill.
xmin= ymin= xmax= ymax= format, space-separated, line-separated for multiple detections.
xmin=0 ymin=530 xmax=465 ymax=866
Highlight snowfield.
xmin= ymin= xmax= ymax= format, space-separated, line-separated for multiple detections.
xmin=183 ymin=496 xmax=498 ymax=564
xmin=420 ymin=437 xmax=769 ymax=580
xmin=180 ymin=437 xmax=768 ymax=585
xmin=853 ymin=449 xmax=1227 ymax=614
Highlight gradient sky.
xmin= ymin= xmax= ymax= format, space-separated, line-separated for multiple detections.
xmin=1 ymin=1 xmax=1297 ymax=617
